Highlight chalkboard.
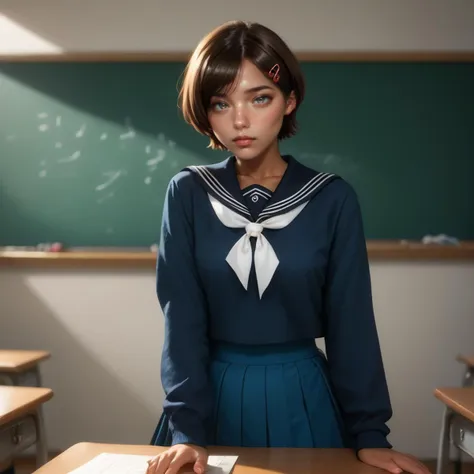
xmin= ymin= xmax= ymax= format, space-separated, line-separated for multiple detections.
xmin=1 ymin=61 xmax=473 ymax=247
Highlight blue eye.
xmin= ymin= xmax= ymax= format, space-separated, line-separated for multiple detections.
xmin=211 ymin=101 xmax=228 ymax=111
xmin=254 ymin=95 xmax=271 ymax=105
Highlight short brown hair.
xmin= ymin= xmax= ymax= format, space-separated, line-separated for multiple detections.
xmin=178 ymin=21 xmax=306 ymax=150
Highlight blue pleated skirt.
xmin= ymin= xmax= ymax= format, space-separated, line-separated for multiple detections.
xmin=151 ymin=339 xmax=347 ymax=448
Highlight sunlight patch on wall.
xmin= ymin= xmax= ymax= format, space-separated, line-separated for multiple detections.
xmin=0 ymin=14 xmax=63 ymax=54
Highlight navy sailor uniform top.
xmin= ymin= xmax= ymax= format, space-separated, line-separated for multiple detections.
xmin=156 ymin=154 xmax=393 ymax=451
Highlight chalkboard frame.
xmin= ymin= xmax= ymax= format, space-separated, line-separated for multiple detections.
xmin=1 ymin=51 xmax=474 ymax=63
xmin=1 ymin=241 xmax=474 ymax=268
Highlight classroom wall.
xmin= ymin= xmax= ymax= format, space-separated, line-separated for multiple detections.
xmin=1 ymin=264 xmax=474 ymax=459
xmin=1 ymin=0 xmax=474 ymax=54
xmin=1 ymin=0 xmax=474 ymax=461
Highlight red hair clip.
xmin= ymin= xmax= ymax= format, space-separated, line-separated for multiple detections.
xmin=268 ymin=64 xmax=280 ymax=83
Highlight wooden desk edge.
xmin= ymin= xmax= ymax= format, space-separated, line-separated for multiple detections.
xmin=20 ymin=351 xmax=51 ymax=370
xmin=0 ymin=387 xmax=54 ymax=426
xmin=0 ymin=352 xmax=51 ymax=373
xmin=1 ymin=241 xmax=474 ymax=268
xmin=434 ymin=387 xmax=474 ymax=423
xmin=34 ymin=442 xmax=363 ymax=474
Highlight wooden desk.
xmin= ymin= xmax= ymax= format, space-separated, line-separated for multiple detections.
xmin=434 ymin=387 xmax=474 ymax=474
xmin=0 ymin=350 xmax=50 ymax=387
xmin=0 ymin=386 xmax=53 ymax=470
xmin=34 ymin=442 xmax=386 ymax=474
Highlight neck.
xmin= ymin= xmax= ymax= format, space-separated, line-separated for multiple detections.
xmin=235 ymin=142 xmax=286 ymax=179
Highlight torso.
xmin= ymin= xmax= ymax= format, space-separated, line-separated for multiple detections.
xmin=182 ymin=154 xmax=348 ymax=345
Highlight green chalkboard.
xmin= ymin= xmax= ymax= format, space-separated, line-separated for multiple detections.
xmin=1 ymin=61 xmax=473 ymax=247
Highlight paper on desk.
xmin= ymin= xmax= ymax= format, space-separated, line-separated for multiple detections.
xmin=67 ymin=452 xmax=239 ymax=474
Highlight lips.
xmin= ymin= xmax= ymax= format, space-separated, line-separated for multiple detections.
xmin=233 ymin=136 xmax=255 ymax=147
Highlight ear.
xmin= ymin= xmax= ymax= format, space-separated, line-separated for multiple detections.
xmin=284 ymin=91 xmax=297 ymax=115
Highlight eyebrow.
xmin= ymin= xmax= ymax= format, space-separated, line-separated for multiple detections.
xmin=213 ymin=85 xmax=274 ymax=98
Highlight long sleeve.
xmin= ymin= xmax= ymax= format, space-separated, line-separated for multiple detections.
xmin=157 ymin=172 xmax=212 ymax=447
xmin=323 ymin=182 xmax=393 ymax=452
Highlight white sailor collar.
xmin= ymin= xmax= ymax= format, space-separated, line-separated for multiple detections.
xmin=186 ymin=155 xmax=339 ymax=224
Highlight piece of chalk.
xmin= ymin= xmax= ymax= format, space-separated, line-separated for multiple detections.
xmin=421 ymin=234 xmax=460 ymax=246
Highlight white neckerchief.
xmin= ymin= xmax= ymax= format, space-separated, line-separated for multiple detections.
xmin=208 ymin=194 xmax=307 ymax=298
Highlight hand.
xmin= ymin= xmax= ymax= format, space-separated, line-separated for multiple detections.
xmin=146 ymin=443 xmax=208 ymax=474
xmin=358 ymin=448 xmax=431 ymax=474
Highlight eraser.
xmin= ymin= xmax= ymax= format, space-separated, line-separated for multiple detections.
xmin=50 ymin=242 xmax=64 ymax=252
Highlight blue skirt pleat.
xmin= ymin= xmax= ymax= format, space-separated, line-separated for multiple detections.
xmin=265 ymin=363 xmax=292 ymax=446
xmin=214 ymin=362 xmax=246 ymax=445
xmin=241 ymin=365 xmax=267 ymax=446
xmin=151 ymin=339 xmax=346 ymax=448
xmin=298 ymin=357 xmax=345 ymax=447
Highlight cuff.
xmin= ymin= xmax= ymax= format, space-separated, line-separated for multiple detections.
xmin=171 ymin=431 xmax=206 ymax=447
xmin=355 ymin=430 xmax=392 ymax=453
xmin=169 ymin=419 xmax=208 ymax=448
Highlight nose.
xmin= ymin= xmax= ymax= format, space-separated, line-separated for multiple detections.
xmin=233 ymin=104 xmax=249 ymax=130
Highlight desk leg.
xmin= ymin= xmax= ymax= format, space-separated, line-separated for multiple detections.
xmin=437 ymin=406 xmax=453 ymax=474
xmin=34 ymin=366 xmax=43 ymax=388
xmin=33 ymin=407 xmax=48 ymax=468
xmin=455 ymin=367 xmax=474 ymax=474
xmin=454 ymin=448 xmax=462 ymax=474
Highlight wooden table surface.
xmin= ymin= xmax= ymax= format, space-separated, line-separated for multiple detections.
xmin=0 ymin=386 xmax=53 ymax=426
xmin=0 ymin=350 xmax=50 ymax=372
xmin=434 ymin=387 xmax=474 ymax=423
xmin=33 ymin=442 xmax=387 ymax=473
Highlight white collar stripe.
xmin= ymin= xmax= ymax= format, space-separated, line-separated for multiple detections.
xmin=264 ymin=172 xmax=331 ymax=211
xmin=191 ymin=166 xmax=246 ymax=210
xmin=198 ymin=167 xmax=239 ymax=204
xmin=190 ymin=166 xmax=250 ymax=216
xmin=242 ymin=188 xmax=272 ymax=198
xmin=257 ymin=173 xmax=334 ymax=219
xmin=191 ymin=166 xmax=245 ymax=210
xmin=244 ymin=190 xmax=271 ymax=200
xmin=258 ymin=173 xmax=333 ymax=217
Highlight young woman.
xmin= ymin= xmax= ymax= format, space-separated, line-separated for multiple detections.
xmin=146 ymin=21 xmax=430 ymax=474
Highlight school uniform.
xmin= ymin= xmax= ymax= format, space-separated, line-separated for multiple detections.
xmin=151 ymin=154 xmax=392 ymax=451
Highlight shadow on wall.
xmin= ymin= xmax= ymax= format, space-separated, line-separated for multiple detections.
xmin=0 ymin=269 xmax=163 ymax=450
